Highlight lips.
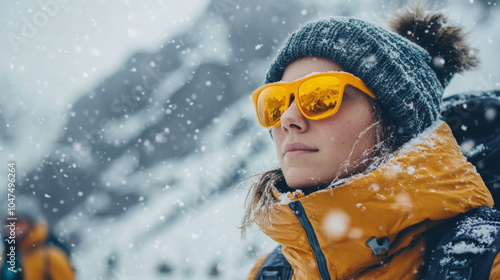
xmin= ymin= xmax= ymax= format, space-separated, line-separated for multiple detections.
xmin=283 ymin=142 xmax=318 ymax=157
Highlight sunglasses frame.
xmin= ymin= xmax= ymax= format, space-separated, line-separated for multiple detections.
xmin=252 ymin=72 xmax=376 ymax=129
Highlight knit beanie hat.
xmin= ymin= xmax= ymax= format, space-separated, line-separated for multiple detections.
xmin=265 ymin=7 xmax=479 ymax=144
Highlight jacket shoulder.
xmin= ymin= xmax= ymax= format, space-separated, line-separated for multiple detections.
xmin=44 ymin=245 xmax=76 ymax=280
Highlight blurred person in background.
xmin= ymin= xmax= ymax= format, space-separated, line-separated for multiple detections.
xmin=1 ymin=195 xmax=75 ymax=280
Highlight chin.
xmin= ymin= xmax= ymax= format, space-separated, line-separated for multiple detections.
xmin=284 ymin=173 xmax=331 ymax=190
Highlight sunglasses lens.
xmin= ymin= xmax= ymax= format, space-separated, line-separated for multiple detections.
xmin=257 ymin=86 xmax=287 ymax=128
xmin=298 ymin=76 xmax=341 ymax=118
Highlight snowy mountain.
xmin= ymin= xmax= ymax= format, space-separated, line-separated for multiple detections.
xmin=0 ymin=0 xmax=499 ymax=279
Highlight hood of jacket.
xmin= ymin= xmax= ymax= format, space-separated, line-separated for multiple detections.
xmin=257 ymin=121 xmax=494 ymax=279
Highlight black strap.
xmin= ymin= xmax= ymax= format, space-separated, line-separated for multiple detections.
xmin=254 ymin=246 xmax=293 ymax=280
xmin=421 ymin=206 xmax=500 ymax=280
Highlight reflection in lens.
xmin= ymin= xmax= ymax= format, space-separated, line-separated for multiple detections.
xmin=299 ymin=77 xmax=340 ymax=118
xmin=258 ymin=86 xmax=287 ymax=127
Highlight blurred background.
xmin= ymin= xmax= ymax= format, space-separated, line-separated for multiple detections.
xmin=0 ymin=0 xmax=498 ymax=279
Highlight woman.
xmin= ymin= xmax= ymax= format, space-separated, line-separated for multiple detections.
xmin=242 ymin=6 xmax=498 ymax=280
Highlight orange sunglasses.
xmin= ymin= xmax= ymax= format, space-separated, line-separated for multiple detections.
xmin=251 ymin=72 xmax=376 ymax=129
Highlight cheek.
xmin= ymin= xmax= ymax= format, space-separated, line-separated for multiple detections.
xmin=344 ymin=112 xmax=378 ymax=153
xmin=343 ymin=101 xmax=375 ymax=131
xmin=319 ymin=118 xmax=356 ymax=144
xmin=322 ymin=106 xmax=375 ymax=147
xmin=271 ymin=128 xmax=284 ymax=153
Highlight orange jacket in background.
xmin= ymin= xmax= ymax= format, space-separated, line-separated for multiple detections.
xmin=1 ymin=221 xmax=75 ymax=280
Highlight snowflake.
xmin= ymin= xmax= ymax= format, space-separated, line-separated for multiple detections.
xmin=112 ymin=269 xmax=136 ymax=280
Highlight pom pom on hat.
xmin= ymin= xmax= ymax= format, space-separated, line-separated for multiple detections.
xmin=265 ymin=7 xmax=479 ymax=145
xmin=389 ymin=6 xmax=479 ymax=87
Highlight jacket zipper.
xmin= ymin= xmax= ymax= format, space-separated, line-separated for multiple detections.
xmin=289 ymin=201 xmax=331 ymax=280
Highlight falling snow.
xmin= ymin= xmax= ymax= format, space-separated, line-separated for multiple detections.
xmin=323 ymin=209 xmax=350 ymax=239
xmin=0 ymin=0 xmax=499 ymax=279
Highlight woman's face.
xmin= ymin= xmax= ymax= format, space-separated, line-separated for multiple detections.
xmin=272 ymin=56 xmax=378 ymax=189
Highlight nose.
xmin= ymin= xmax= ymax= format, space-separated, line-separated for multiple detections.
xmin=279 ymin=99 xmax=308 ymax=133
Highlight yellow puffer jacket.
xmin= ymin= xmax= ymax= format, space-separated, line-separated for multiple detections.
xmin=3 ymin=221 xmax=76 ymax=280
xmin=247 ymin=122 xmax=498 ymax=279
